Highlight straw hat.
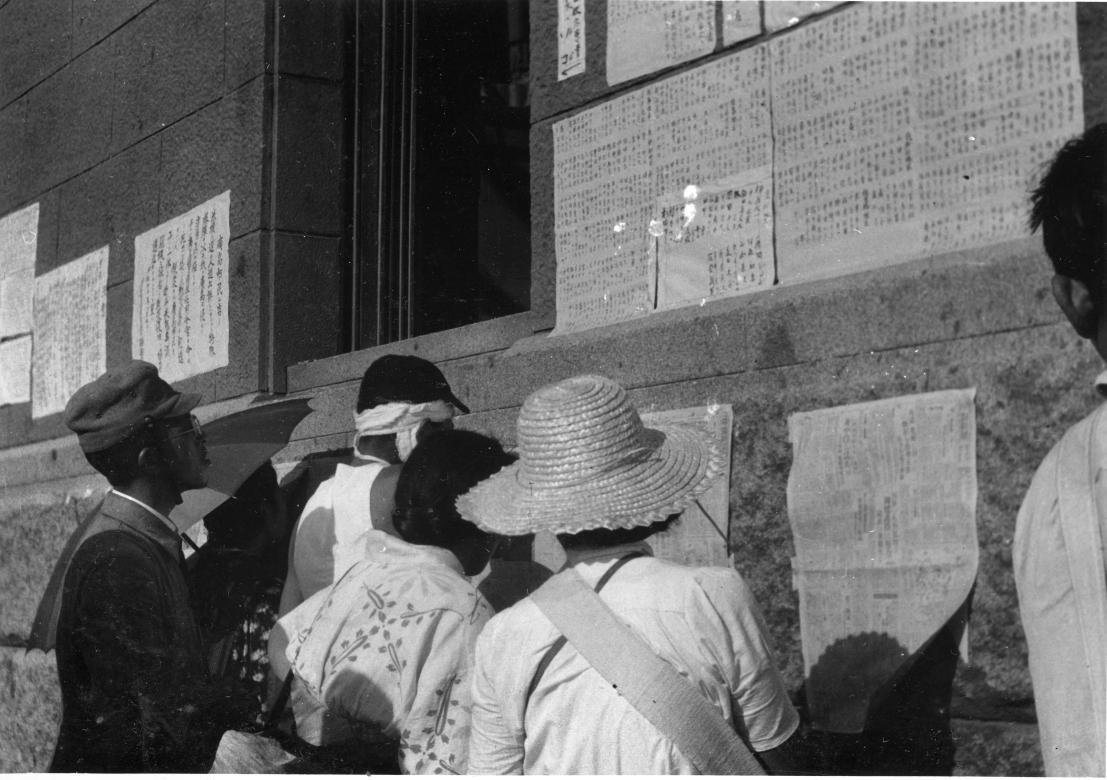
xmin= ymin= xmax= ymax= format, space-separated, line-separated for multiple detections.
xmin=456 ymin=374 xmax=725 ymax=536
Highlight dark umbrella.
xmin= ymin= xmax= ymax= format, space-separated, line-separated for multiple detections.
xmin=27 ymin=397 xmax=313 ymax=651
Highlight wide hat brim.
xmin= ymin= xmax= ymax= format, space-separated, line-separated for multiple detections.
xmin=456 ymin=415 xmax=726 ymax=537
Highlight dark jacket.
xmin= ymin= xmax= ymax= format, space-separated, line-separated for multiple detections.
xmin=50 ymin=492 xmax=235 ymax=772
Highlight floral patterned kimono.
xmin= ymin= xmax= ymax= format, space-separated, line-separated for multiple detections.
xmin=277 ymin=530 xmax=493 ymax=774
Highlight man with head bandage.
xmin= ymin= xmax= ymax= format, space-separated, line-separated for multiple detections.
xmin=277 ymin=355 xmax=469 ymax=617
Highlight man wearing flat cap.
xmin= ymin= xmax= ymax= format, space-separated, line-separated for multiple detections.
xmin=48 ymin=361 xmax=241 ymax=772
xmin=277 ymin=354 xmax=469 ymax=616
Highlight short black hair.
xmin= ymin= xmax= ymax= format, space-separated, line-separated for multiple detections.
xmin=1030 ymin=123 xmax=1107 ymax=292
xmin=83 ymin=422 xmax=158 ymax=487
xmin=392 ymin=429 xmax=515 ymax=547
xmin=557 ymin=516 xmax=677 ymax=550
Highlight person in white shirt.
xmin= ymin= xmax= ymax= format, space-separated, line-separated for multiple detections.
xmin=275 ymin=430 xmax=513 ymax=773
xmin=1015 ymin=124 xmax=1107 ymax=777
xmin=457 ymin=374 xmax=803 ymax=774
xmin=277 ymin=354 xmax=468 ymax=615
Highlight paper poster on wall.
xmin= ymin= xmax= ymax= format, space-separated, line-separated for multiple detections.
xmin=786 ymin=388 xmax=978 ymax=733
xmin=0 ymin=203 xmax=39 ymax=338
xmin=721 ymin=0 xmax=762 ymax=45
xmin=655 ymin=170 xmax=774 ymax=310
xmin=132 ymin=191 xmax=230 ymax=384
xmin=552 ymin=45 xmax=772 ymax=334
xmin=558 ymin=0 xmax=586 ymax=80
xmin=772 ymin=2 xmax=1082 ymax=284
xmin=606 ymin=0 xmax=715 ymax=86
xmin=765 ymin=0 xmax=845 ymax=32
xmin=32 ymin=247 xmax=109 ymax=418
xmin=0 ymin=335 xmax=32 ymax=406
xmin=534 ymin=403 xmax=733 ymax=571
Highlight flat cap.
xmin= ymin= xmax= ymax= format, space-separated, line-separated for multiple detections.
xmin=65 ymin=360 xmax=201 ymax=453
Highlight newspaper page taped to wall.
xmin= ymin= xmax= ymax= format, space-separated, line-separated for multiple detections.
xmin=772 ymin=2 xmax=1081 ymax=284
xmin=606 ymin=0 xmax=715 ymax=86
xmin=534 ymin=403 xmax=733 ymax=571
xmin=132 ymin=191 xmax=230 ymax=384
xmin=32 ymin=246 xmax=109 ymax=418
xmin=787 ymin=388 xmax=978 ymax=732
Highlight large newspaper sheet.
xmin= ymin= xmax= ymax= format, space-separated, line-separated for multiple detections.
xmin=765 ymin=1 xmax=845 ymax=33
xmin=772 ymin=2 xmax=1082 ymax=284
xmin=557 ymin=0 xmax=586 ymax=81
xmin=0 ymin=202 xmax=39 ymax=339
xmin=721 ymin=1 xmax=761 ymax=46
xmin=132 ymin=191 xmax=230 ymax=384
xmin=787 ymin=389 xmax=978 ymax=732
xmin=533 ymin=403 xmax=733 ymax=571
xmin=606 ymin=0 xmax=715 ymax=87
xmin=0 ymin=335 xmax=32 ymax=406
xmin=553 ymin=46 xmax=772 ymax=334
xmin=32 ymin=247 xmax=109 ymax=418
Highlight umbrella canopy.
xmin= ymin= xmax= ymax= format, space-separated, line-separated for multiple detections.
xmin=27 ymin=397 xmax=313 ymax=652
xmin=172 ymin=397 xmax=314 ymax=535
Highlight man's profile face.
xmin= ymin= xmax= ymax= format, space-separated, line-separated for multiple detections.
xmin=159 ymin=414 xmax=209 ymax=491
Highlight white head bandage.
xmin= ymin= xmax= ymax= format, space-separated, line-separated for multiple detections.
xmin=352 ymin=400 xmax=456 ymax=461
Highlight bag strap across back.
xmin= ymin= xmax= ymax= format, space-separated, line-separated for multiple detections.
xmin=529 ymin=560 xmax=764 ymax=775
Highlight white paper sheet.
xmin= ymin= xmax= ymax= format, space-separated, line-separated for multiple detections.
xmin=606 ymin=0 xmax=715 ymax=86
xmin=772 ymin=2 xmax=1082 ymax=284
xmin=787 ymin=388 xmax=978 ymax=732
xmin=32 ymin=247 xmax=109 ymax=418
xmin=0 ymin=334 xmax=32 ymax=406
xmin=0 ymin=203 xmax=39 ymax=338
xmin=553 ymin=45 xmax=772 ymax=334
xmin=533 ymin=403 xmax=733 ymax=571
xmin=558 ymin=0 xmax=587 ymax=80
xmin=132 ymin=191 xmax=231 ymax=384
xmin=721 ymin=1 xmax=761 ymax=45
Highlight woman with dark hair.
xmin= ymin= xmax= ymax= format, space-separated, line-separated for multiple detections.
xmin=273 ymin=430 xmax=513 ymax=774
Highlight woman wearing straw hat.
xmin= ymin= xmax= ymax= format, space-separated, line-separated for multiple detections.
xmin=458 ymin=374 xmax=803 ymax=774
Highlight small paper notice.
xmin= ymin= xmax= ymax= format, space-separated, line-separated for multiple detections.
xmin=533 ymin=403 xmax=734 ymax=571
xmin=558 ymin=0 xmax=586 ymax=81
xmin=132 ymin=191 xmax=231 ymax=384
xmin=32 ymin=247 xmax=109 ymax=418
xmin=787 ymin=389 xmax=978 ymax=732
xmin=0 ymin=335 xmax=32 ymax=406
xmin=606 ymin=0 xmax=715 ymax=86
xmin=0 ymin=203 xmax=39 ymax=338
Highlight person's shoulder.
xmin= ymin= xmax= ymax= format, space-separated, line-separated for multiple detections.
xmin=73 ymin=527 xmax=160 ymax=572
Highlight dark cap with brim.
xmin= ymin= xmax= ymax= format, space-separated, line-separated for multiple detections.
xmin=65 ymin=360 xmax=202 ymax=453
xmin=357 ymin=354 xmax=470 ymax=414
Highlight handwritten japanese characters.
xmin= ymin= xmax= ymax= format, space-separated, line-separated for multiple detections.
xmin=558 ymin=0 xmax=586 ymax=80
xmin=0 ymin=203 xmax=39 ymax=406
xmin=132 ymin=192 xmax=230 ymax=384
xmin=32 ymin=247 xmax=109 ymax=418
xmin=606 ymin=0 xmax=715 ymax=86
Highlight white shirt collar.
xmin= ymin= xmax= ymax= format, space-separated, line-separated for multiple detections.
xmin=110 ymin=489 xmax=181 ymax=536
xmin=1096 ymin=370 xmax=1107 ymax=397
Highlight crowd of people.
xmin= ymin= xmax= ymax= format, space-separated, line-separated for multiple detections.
xmin=36 ymin=126 xmax=1107 ymax=775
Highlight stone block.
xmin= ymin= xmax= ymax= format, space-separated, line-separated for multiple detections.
xmin=274 ymin=77 xmax=346 ymax=236
xmin=73 ymin=0 xmax=155 ymax=56
xmin=529 ymin=123 xmax=555 ymax=326
xmin=56 ymin=135 xmax=161 ymax=287
xmin=0 ymin=0 xmax=71 ymax=109
xmin=0 ymin=98 xmax=28 ymax=207
xmin=109 ymin=0 xmax=225 ymax=154
xmin=214 ymin=231 xmax=264 ymax=398
xmin=951 ymin=719 xmax=1043 ymax=776
xmin=529 ymin=0 xmax=610 ymax=122
xmin=0 ymin=486 xmax=95 ymax=639
xmin=0 ymin=648 xmax=61 ymax=772
xmin=225 ymin=0 xmax=269 ymax=91
xmin=272 ymin=232 xmax=344 ymax=387
xmin=278 ymin=0 xmax=348 ymax=81
xmin=22 ymin=42 xmax=114 ymax=195
xmin=158 ymin=78 xmax=267 ymax=240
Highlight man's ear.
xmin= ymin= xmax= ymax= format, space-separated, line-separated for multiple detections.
xmin=136 ymin=444 xmax=164 ymax=475
xmin=1052 ymin=274 xmax=1099 ymax=338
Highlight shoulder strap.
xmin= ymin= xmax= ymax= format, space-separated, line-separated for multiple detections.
xmin=530 ymin=567 xmax=764 ymax=775
xmin=1055 ymin=402 xmax=1107 ymax=749
xmin=525 ymin=552 xmax=644 ymax=704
